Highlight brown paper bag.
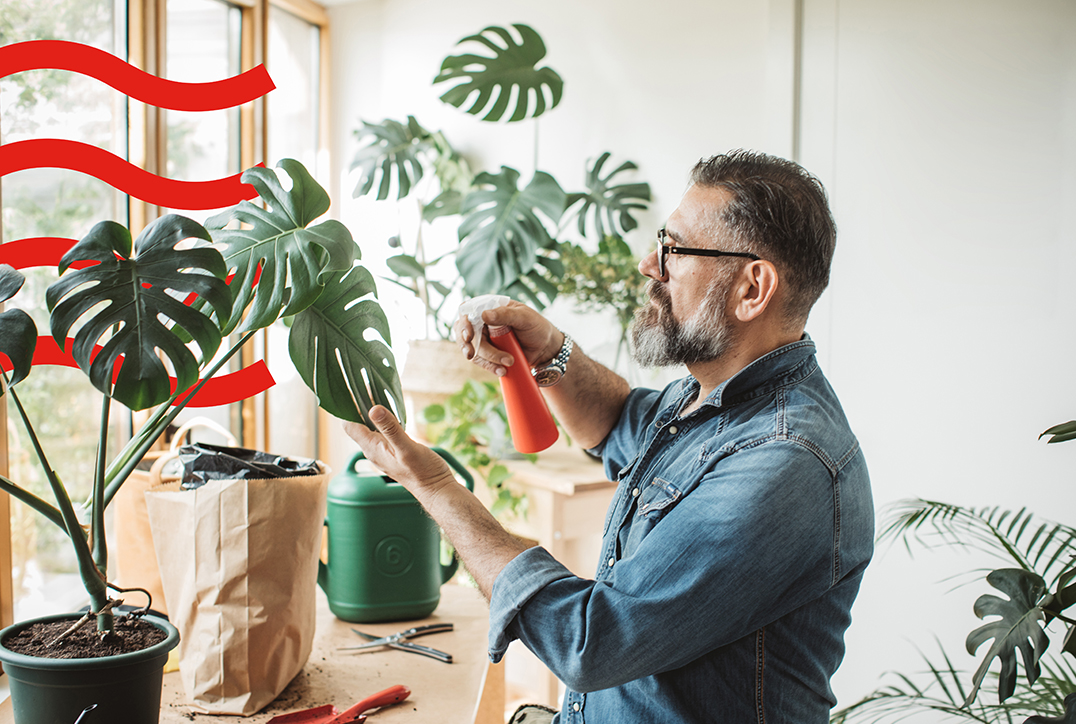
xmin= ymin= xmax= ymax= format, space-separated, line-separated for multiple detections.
xmin=113 ymin=417 xmax=237 ymax=615
xmin=145 ymin=467 xmax=329 ymax=716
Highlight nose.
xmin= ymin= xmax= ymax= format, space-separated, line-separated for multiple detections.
xmin=639 ymin=245 xmax=665 ymax=281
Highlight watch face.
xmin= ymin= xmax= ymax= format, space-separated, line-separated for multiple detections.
xmin=534 ymin=366 xmax=563 ymax=387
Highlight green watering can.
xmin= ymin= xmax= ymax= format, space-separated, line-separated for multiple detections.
xmin=318 ymin=448 xmax=474 ymax=623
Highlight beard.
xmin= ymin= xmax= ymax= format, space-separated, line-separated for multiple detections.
xmin=629 ymin=278 xmax=735 ymax=368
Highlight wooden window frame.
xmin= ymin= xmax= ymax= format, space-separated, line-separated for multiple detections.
xmin=0 ymin=0 xmax=329 ymax=634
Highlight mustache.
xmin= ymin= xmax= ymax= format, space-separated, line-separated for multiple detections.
xmin=645 ymin=279 xmax=670 ymax=305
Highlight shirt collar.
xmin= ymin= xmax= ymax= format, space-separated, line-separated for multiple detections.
xmin=677 ymin=334 xmax=818 ymax=411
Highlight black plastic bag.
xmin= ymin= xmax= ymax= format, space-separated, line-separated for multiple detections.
xmin=178 ymin=443 xmax=321 ymax=490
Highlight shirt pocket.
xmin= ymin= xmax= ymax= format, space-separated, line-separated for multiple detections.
xmin=636 ymin=477 xmax=682 ymax=517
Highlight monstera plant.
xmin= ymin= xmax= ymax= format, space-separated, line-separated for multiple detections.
xmin=350 ymin=23 xmax=651 ymax=340
xmin=832 ymin=423 xmax=1076 ymax=723
xmin=0 ymin=158 xmax=403 ymax=635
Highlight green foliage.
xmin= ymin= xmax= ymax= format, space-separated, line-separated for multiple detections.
xmin=0 ymin=159 xmax=403 ymax=629
xmin=879 ymin=501 xmax=1076 ymax=587
xmin=351 ymin=116 xmax=437 ymax=201
xmin=0 ymin=266 xmax=35 ymax=387
xmin=206 ymin=160 xmax=359 ymax=334
xmin=1041 ymin=422 xmax=1076 ymax=445
xmin=832 ymin=645 xmax=1076 ymax=724
xmin=839 ymin=490 xmax=1076 ymax=722
xmin=422 ymin=380 xmax=530 ymax=520
xmin=348 ymin=23 xmax=651 ymax=342
xmin=566 ymin=152 xmax=652 ymax=242
xmin=457 ymin=167 xmax=566 ymax=300
xmin=46 ymin=216 xmax=229 ymax=411
xmin=434 ymin=24 xmax=563 ymax=123
xmin=288 ymin=265 xmax=403 ymax=427
xmin=556 ymin=235 xmax=648 ymax=359
xmin=966 ymin=569 xmax=1051 ymax=705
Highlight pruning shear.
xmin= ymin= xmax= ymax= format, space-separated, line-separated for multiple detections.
xmin=338 ymin=622 xmax=453 ymax=663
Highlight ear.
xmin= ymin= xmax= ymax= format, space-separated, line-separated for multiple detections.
xmin=732 ymin=261 xmax=780 ymax=323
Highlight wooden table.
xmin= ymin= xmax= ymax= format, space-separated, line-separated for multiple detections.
xmin=0 ymin=585 xmax=503 ymax=724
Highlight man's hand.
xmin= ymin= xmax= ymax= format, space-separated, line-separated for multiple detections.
xmin=455 ymin=300 xmax=563 ymax=377
xmin=343 ymin=405 xmax=531 ymax=599
xmin=343 ymin=406 xmax=457 ymax=503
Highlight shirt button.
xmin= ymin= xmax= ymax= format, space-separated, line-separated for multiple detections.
xmin=668 ymin=425 xmax=679 ymax=435
xmin=631 ymin=487 xmax=640 ymax=497
xmin=607 ymin=557 xmax=615 ymax=567
xmin=573 ymin=703 xmax=581 ymax=712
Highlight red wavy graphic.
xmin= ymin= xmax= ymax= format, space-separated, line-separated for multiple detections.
xmin=1 ymin=337 xmax=276 ymax=407
xmin=0 ymin=40 xmax=274 ymax=112
xmin=0 ymin=237 xmax=91 ymax=270
xmin=0 ymin=140 xmax=260 ymax=210
xmin=1 ymin=40 xmax=279 ymax=407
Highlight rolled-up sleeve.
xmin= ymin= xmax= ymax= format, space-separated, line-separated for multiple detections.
xmin=488 ymin=546 xmax=576 ymax=662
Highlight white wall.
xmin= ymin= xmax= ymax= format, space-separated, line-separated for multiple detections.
xmin=322 ymin=0 xmax=1076 ymax=716
xmin=802 ymin=0 xmax=1076 ymax=715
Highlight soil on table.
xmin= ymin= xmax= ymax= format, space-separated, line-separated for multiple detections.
xmin=3 ymin=615 xmax=166 ymax=659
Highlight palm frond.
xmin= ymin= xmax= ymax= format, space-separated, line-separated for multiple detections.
xmin=832 ymin=644 xmax=1073 ymax=724
xmin=879 ymin=499 xmax=1076 ymax=587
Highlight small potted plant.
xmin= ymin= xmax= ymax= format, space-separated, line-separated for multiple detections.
xmin=0 ymin=159 xmax=403 ymax=724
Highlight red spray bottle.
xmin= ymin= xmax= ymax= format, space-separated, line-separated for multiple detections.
xmin=486 ymin=325 xmax=559 ymax=454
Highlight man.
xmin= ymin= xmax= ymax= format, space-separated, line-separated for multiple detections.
xmin=344 ymin=150 xmax=874 ymax=723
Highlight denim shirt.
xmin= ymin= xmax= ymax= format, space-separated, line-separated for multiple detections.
xmin=487 ymin=338 xmax=874 ymax=723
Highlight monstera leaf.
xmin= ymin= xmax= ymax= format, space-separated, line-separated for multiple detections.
xmin=456 ymin=166 xmax=566 ymax=298
xmin=0 ymin=265 xmax=35 ymax=389
xmin=965 ymin=568 xmax=1051 ymax=705
xmin=434 ymin=24 xmax=563 ymax=122
xmin=503 ymin=259 xmax=564 ymax=312
xmin=566 ymin=152 xmax=652 ymax=242
xmin=206 ymin=159 xmax=357 ymax=335
xmin=45 ymin=215 xmax=231 ymax=411
xmin=351 ymin=116 xmax=436 ymax=201
xmin=287 ymin=265 xmax=404 ymax=426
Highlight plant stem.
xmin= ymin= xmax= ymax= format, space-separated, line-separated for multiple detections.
xmin=7 ymin=386 xmax=108 ymax=621
xmin=101 ymin=330 xmax=257 ymax=507
xmin=91 ymin=392 xmax=110 ymax=573
xmin=0 ymin=474 xmax=64 ymax=529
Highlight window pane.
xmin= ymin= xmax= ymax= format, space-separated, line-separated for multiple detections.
xmin=1 ymin=0 xmax=127 ymax=619
xmin=164 ymin=0 xmax=244 ymax=441
xmin=267 ymin=7 xmax=320 ymax=174
xmin=264 ymin=7 xmax=322 ymax=460
xmin=165 ymin=0 xmax=242 ymax=217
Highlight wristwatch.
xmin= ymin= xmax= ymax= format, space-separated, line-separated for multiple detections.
xmin=532 ymin=333 xmax=573 ymax=387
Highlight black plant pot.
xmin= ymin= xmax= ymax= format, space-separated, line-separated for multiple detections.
xmin=0 ymin=613 xmax=179 ymax=724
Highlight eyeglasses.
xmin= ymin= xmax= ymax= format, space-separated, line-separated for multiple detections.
xmin=656 ymin=228 xmax=761 ymax=278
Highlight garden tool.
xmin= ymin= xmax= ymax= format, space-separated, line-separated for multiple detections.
xmin=339 ymin=622 xmax=454 ymax=663
xmin=72 ymin=704 xmax=96 ymax=724
xmin=265 ymin=684 xmax=410 ymax=724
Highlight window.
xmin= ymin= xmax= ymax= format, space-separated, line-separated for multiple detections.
xmin=0 ymin=0 xmax=128 ymax=623
xmin=0 ymin=0 xmax=329 ymax=625
xmin=263 ymin=0 xmax=328 ymax=461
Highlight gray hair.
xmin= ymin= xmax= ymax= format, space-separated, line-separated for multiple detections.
xmin=690 ymin=150 xmax=836 ymax=326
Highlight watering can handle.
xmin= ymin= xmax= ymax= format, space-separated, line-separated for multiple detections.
xmin=345 ymin=448 xmax=474 ymax=584
xmin=345 ymin=448 xmax=475 ymax=492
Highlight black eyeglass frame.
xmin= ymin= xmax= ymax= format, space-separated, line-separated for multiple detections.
xmin=656 ymin=228 xmax=761 ymax=277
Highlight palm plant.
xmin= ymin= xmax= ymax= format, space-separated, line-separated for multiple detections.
xmin=832 ymin=435 xmax=1076 ymax=724
xmin=832 ymin=646 xmax=1076 ymax=723
xmin=350 ymin=23 xmax=651 ymax=340
xmin=0 ymin=159 xmax=403 ymax=634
